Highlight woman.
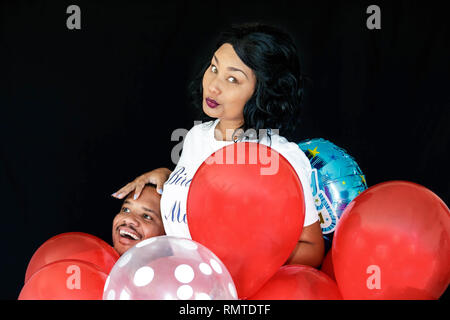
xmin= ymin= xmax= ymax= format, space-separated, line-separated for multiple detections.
xmin=112 ymin=23 xmax=324 ymax=267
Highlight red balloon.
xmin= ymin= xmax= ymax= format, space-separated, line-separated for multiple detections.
xmin=19 ymin=259 xmax=108 ymax=300
xmin=249 ymin=265 xmax=342 ymax=300
xmin=25 ymin=232 xmax=119 ymax=283
xmin=320 ymin=249 xmax=335 ymax=281
xmin=333 ymin=181 xmax=450 ymax=299
xmin=187 ymin=143 xmax=305 ymax=299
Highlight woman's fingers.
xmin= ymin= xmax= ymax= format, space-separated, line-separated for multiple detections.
xmin=144 ymin=171 xmax=164 ymax=195
xmin=156 ymin=183 xmax=164 ymax=195
xmin=149 ymin=174 xmax=164 ymax=195
xmin=133 ymin=182 xmax=145 ymax=200
xmin=111 ymin=190 xmax=128 ymax=199
xmin=111 ymin=169 xmax=170 ymax=199
xmin=112 ymin=182 xmax=134 ymax=199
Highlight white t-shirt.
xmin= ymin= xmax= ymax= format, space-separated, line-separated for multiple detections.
xmin=160 ymin=119 xmax=319 ymax=239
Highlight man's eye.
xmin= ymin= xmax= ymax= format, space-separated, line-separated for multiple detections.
xmin=143 ymin=214 xmax=152 ymax=221
xmin=122 ymin=207 xmax=130 ymax=213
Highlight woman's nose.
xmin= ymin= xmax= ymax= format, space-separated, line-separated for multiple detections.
xmin=208 ymin=78 xmax=221 ymax=96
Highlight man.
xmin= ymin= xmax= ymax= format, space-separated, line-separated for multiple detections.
xmin=112 ymin=184 xmax=165 ymax=255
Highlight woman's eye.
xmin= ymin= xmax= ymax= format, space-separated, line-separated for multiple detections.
xmin=210 ymin=64 xmax=237 ymax=83
xmin=122 ymin=207 xmax=130 ymax=213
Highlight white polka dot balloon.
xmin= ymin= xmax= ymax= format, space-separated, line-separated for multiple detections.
xmin=103 ymin=236 xmax=238 ymax=300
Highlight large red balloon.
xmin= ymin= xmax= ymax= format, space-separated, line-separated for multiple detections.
xmin=187 ymin=143 xmax=305 ymax=299
xmin=19 ymin=259 xmax=108 ymax=300
xmin=249 ymin=265 xmax=342 ymax=300
xmin=25 ymin=232 xmax=119 ymax=283
xmin=320 ymin=249 xmax=335 ymax=281
xmin=333 ymin=181 xmax=450 ymax=299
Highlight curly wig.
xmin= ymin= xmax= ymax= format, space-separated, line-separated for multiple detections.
xmin=188 ymin=22 xmax=304 ymax=142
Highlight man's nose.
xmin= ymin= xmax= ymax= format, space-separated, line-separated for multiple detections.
xmin=122 ymin=213 xmax=140 ymax=227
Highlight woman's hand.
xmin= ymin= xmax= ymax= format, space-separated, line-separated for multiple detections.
xmin=112 ymin=167 xmax=172 ymax=200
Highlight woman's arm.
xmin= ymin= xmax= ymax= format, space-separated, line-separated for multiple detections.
xmin=284 ymin=220 xmax=325 ymax=268
xmin=112 ymin=167 xmax=173 ymax=200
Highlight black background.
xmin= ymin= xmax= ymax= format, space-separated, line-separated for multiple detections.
xmin=1 ymin=0 xmax=449 ymax=300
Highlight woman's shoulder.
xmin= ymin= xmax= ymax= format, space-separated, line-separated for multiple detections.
xmin=183 ymin=119 xmax=216 ymax=145
xmin=189 ymin=119 xmax=217 ymax=134
xmin=264 ymin=132 xmax=312 ymax=171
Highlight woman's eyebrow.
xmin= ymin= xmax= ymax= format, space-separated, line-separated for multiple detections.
xmin=213 ymin=55 xmax=248 ymax=79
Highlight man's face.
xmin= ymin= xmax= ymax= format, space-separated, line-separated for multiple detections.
xmin=112 ymin=186 xmax=165 ymax=255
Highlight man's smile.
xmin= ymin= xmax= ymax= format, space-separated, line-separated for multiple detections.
xmin=117 ymin=226 xmax=142 ymax=244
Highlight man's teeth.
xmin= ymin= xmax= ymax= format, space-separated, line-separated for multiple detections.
xmin=119 ymin=230 xmax=139 ymax=240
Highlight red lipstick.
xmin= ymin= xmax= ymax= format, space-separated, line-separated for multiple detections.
xmin=206 ymin=97 xmax=219 ymax=108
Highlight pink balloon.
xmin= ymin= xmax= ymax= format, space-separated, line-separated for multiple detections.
xmin=103 ymin=236 xmax=238 ymax=300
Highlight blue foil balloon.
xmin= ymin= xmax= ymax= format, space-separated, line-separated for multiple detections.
xmin=297 ymin=138 xmax=368 ymax=252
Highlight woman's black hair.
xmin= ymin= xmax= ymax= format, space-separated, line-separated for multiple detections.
xmin=188 ymin=22 xmax=305 ymax=142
